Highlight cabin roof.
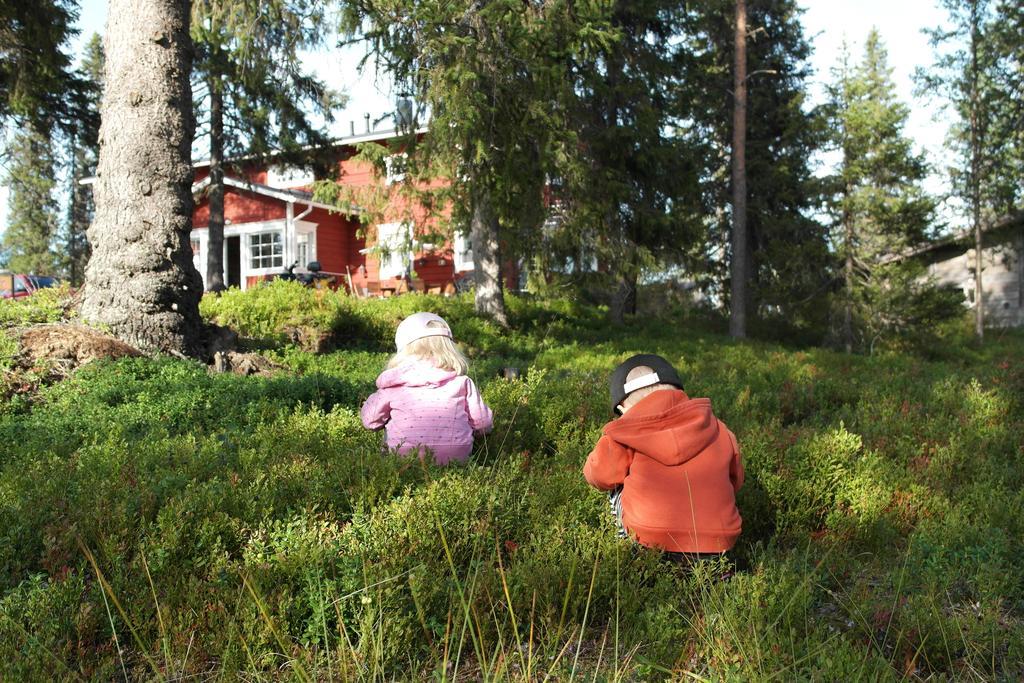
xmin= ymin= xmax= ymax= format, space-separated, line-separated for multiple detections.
xmin=884 ymin=211 xmax=1024 ymax=264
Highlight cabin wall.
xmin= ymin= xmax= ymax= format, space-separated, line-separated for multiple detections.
xmin=926 ymin=228 xmax=1024 ymax=327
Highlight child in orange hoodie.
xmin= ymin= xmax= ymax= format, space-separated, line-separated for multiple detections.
xmin=583 ymin=354 xmax=743 ymax=560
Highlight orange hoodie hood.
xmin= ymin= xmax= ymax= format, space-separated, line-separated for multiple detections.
xmin=603 ymin=389 xmax=719 ymax=466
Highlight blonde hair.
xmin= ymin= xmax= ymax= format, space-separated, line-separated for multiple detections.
xmin=619 ymin=365 xmax=676 ymax=413
xmin=387 ymin=320 xmax=469 ymax=375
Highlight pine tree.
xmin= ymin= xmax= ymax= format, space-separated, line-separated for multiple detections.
xmin=825 ymin=30 xmax=956 ymax=352
xmin=918 ymin=0 xmax=1023 ymax=339
xmin=2 ymin=126 xmax=60 ymax=275
xmin=684 ymin=0 xmax=828 ymax=339
xmin=61 ymin=33 xmax=104 ymax=286
xmin=729 ymin=0 xmax=749 ymax=339
xmin=191 ymin=0 xmax=341 ymax=291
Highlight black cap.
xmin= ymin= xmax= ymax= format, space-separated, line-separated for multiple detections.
xmin=609 ymin=353 xmax=683 ymax=415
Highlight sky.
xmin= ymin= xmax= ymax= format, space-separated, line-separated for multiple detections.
xmin=0 ymin=0 xmax=956 ymax=239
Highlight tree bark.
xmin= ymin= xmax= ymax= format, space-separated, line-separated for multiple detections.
xmin=729 ymin=0 xmax=749 ymax=339
xmin=470 ymin=186 xmax=508 ymax=327
xmin=969 ymin=0 xmax=984 ymax=341
xmin=843 ymin=209 xmax=854 ymax=353
xmin=81 ymin=0 xmax=204 ymax=356
xmin=206 ymin=77 xmax=227 ymax=291
xmin=609 ymin=269 xmax=638 ymax=326
xmin=66 ymin=130 xmax=83 ymax=286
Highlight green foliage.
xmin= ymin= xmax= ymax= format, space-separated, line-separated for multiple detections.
xmin=918 ymin=0 xmax=1023 ymax=221
xmin=339 ymin=0 xmax=617 ymax=320
xmin=0 ymin=0 xmax=86 ymax=134
xmin=0 ymin=284 xmax=69 ymax=327
xmin=2 ymin=126 xmax=60 ymax=275
xmin=683 ymin=0 xmax=830 ymax=337
xmin=2 ymin=287 xmax=1023 ymax=679
xmin=555 ymin=1 xmax=706 ymax=323
xmin=190 ymin=0 xmax=342 ymax=162
xmin=824 ymin=31 xmax=963 ymax=353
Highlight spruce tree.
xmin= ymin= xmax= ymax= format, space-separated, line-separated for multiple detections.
xmin=339 ymin=0 xmax=614 ymax=326
xmin=557 ymin=0 xmax=704 ymax=324
xmin=2 ymin=126 xmax=60 ymax=275
xmin=825 ymin=31 xmax=956 ymax=352
xmin=0 ymin=0 xmax=85 ymax=133
xmin=191 ymin=0 xmax=341 ymax=291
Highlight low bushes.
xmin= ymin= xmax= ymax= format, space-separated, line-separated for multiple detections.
xmin=1 ymin=287 xmax=1022 ymax=679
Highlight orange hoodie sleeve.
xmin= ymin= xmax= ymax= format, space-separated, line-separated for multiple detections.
xmin=726 ymin=427 xmax=744 ymax=492
xmin=583 ymin=434 xmax=634 ymax=491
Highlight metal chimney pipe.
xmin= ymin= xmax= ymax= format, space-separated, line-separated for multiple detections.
xmin=364 ymin=113 xmax=370 ymax=133
xmin=349 ymin=120 xmax=355 ymax=136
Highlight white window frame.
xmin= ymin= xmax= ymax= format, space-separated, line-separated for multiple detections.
xmin=192 ymin=219 xmax=297 ymax=290
xmin=453 ymin=230 xmax=474 ymax=272
xmin=376 ymin=221 xmax=410 ymax=279
xmin=248 ymin=231 xmax=284 ymax=271
xmin=385 ymin=153 xmax=408 ymax=185
xmin=294 ymin=221 xmax=318 ymax=269
xmin=266 ymin=165 xmax=314 ymax=189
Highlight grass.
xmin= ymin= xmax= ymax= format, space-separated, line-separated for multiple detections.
xmin=1 ymin=281 xmax=1023 ymax=680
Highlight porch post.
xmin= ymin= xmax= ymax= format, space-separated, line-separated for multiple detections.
xmin=285 ymin=202 xmax=295 ymax=270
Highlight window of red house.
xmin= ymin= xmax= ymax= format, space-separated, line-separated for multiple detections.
xmin=250 ymin=232 xmax=283 ymax=269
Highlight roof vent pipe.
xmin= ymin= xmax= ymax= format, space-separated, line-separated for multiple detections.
xmin=349 ymin=120 xmax=355 ymax=136
xmin=364 ymin=113 xmax=370 ymax=133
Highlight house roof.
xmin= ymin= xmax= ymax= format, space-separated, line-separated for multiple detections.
xmin=190 ymin=126 xmax=428 ymax=169
xmin=78 ymin=125 xmax=428 ymax=186
xmin=191 ymin=174 xmax=359 ymax=215
xmin=883 ymin=211 xmax=1024 ymax=264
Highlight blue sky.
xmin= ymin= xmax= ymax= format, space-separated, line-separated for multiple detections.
xmin=1 ymin=0 xmax=956 ymax=237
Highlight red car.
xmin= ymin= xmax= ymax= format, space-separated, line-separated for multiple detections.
xmin=0 ymin=272 xmax=61 ymax=299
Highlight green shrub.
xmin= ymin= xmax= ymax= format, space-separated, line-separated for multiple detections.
xmin=0 ymin=285 xmax=72 ymax=327
xmin=1 ymin=289 xmax=1022 ymax=679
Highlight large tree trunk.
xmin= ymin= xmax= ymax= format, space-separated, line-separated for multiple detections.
xmin=729 ymin=0 xmax=748 ymax=339
xmin=470 ymin=187 xmax=508 ymax=327
xmin=81 ymin=0 xmax=204 ymax=356
xmin=206 ymin=78 xmax=227 ymax=292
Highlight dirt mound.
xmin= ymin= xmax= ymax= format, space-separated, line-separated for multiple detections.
xmin=283 ymin=325 xmax=335 ymax=354
xmin=18 ymin=324 xmax=143 ymax=371
xmin=211 ymin=350 xmax=283 ymax=377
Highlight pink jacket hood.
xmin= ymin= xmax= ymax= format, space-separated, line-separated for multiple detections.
xmin=375 ymin=360 xmax=460 ymax=389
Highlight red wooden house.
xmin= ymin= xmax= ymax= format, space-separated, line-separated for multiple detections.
xmin=188 ymin=127 xmax=476 ymax=295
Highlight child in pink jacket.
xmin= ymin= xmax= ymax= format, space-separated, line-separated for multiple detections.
xmin=360 ymin=312 xmax=493 ymax=464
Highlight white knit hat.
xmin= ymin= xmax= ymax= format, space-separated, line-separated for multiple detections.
xmin=394 ymin=312 xmax=453 ymax=351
